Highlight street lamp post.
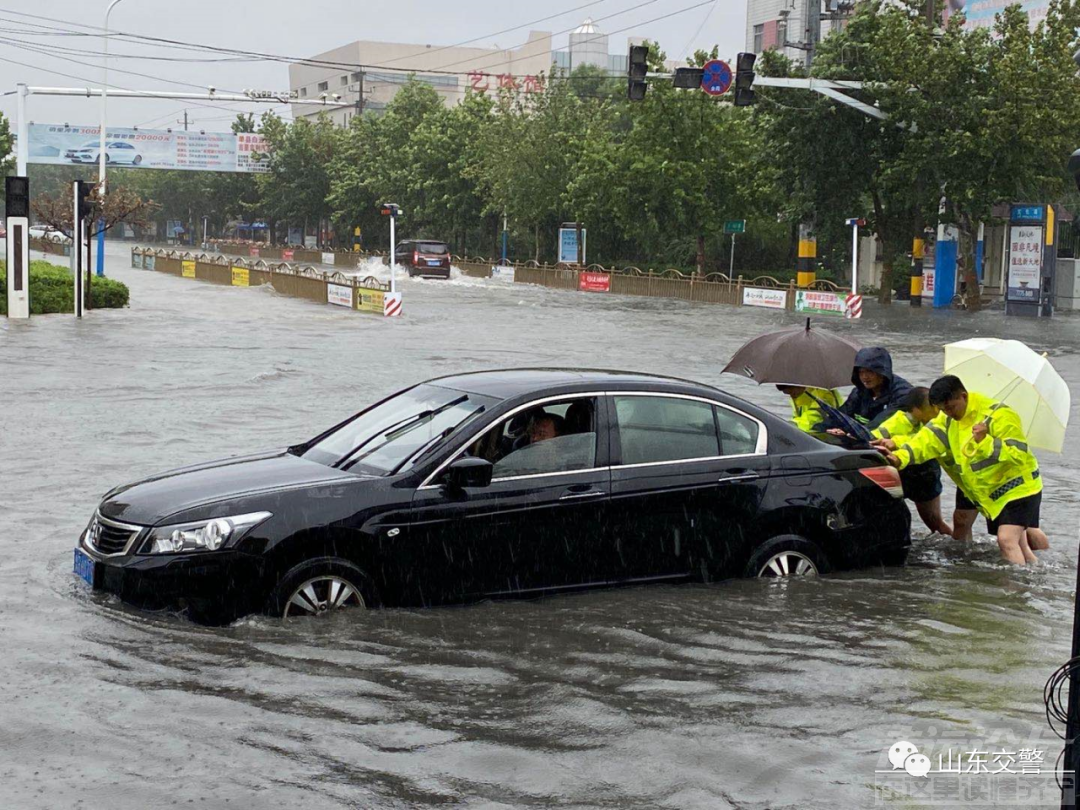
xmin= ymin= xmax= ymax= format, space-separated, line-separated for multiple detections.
xmin=97 ymin=0 xmax=128 ymax=277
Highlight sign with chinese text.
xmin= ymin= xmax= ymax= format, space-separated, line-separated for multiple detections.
xmin=794 ymin=290 xmax=845 ymax=316
xmin=357 ymin=289 xmax=385 ymax=314
xmin=558 ymin=228 xmax=586 ymax=265
xmin=231 ymin=266 xmax=250 ymax=287
xmin=579 ymin=272 xmax=610 ymax=293
xmin=181 ymin=260 xmax=196 ymax=279
xmin=742 ymin=287 xmax=787 ymax=309
xmin=26 ymin=124 xmax=269 ymax=173
xmin=327 ymin=283 xmax=353 ymax=308
xmin=1010 ymin=205 xmax=1045 ymax=222
xmin=723 ymin=220 xmax=746 ymax=234
xmin=321 ymin=252 xmax=335 ymax=266
xmin=1007 ymin=225 xmax=1042 ymax=302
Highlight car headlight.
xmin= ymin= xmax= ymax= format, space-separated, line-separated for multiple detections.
xmin=142 ymin=511 xmax=271 ymax=554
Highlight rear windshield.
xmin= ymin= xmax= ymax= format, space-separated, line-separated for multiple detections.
xmin=416 ymin=242 xmax=449 ymax=254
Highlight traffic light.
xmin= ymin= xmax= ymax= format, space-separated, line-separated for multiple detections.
xmin=734 ymin=52 xmax=757 ymax=107
xmin=627 ymin=44 xmax=649 ymax=101
xmin=673 ymin=67 xmax=705 ymax=89
xmin=75 ymin=180 xmax=95 ymax=219
xmin=4 ymin=176 xmax=29 ymax=218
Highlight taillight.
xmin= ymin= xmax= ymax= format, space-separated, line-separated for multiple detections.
xmin=859 ymin=466 xmax=904 ymax=498
xmin=413 ymin=251 xmax=420 ymax=265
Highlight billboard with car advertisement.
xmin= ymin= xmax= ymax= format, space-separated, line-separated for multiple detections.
xmin=27 ymin=124 xmax=269 ymax=173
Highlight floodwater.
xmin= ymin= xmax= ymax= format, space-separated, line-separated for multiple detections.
xmin=2 ymin=242 xmax=1079 ymax=809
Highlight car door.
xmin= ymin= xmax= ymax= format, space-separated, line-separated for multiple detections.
xmin=407 ymin=394 xmax=613 ymax=602
xmin=606 ymin=393 xmax=771 ymax=582
xmin=395 ymin=241 xmax=412 ymax=269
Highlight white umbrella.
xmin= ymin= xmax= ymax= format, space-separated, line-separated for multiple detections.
xmin=943 ymin=338 xmax=1070 ymax=453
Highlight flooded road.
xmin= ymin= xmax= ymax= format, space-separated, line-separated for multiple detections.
xmin=2 ymin=244 xmax=1078 ymax=808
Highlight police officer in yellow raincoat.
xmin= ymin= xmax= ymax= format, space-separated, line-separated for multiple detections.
xmin=776 ymin=385 xmax=843 ymax=433
xmin=883 ymin=375 xmax=1049 ymax=565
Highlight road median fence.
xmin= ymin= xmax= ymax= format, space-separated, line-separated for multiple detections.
xmin=130 ymin=247 xmax=391 ymax=314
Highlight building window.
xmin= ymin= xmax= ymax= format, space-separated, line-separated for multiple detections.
xmin=299 ymin=87 xmax=307 ymax=98
xmin=753 ymin=24 xmax=764 ymax=53
xmin=317 ymin=81 xmax=328 ymax=92
xmin=340 ymin=75 xmax=348 ymax=86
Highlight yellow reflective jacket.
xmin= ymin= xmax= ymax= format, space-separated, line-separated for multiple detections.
xmin=790 ymin=388 xmax=843 ymax=433
xmin=871 ymin=409 xmax=920 ymax=442
xmin=894 ymin=392 xmax=1041 ymax=519
xmin=888 ymin=412 xmax=971 ymax=501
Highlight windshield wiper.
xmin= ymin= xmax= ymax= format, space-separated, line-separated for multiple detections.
xmin=335 ymin=395 xmax=468 ymax=471
xmin=390 ymin=405 xmax=487 ymax=475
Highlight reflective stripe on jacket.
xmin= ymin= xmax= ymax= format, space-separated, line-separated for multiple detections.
xmin=790 ymin=388 xmax=843 ymax=433
xmin=890 ymin=412 xmax=972 ymax=501
xmin=871 ymin=410 xmax=920 ymax=441
xmin=894 ymin=392 xmax=1041 ymax=519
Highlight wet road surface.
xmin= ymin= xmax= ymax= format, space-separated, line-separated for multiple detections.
xmin=2 ymin=244 xmax=1079 ymax=808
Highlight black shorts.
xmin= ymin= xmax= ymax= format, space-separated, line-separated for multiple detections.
xmin=987 ymin=492 xmax=1042 ymax=534
xmin=955 ymin=488 xmax=977 ymax=512
xmin=900 ymin=460 xmax=943 ymax=503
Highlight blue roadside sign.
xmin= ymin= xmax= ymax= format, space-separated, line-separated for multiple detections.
xmin=701 ymin=60 xmax=733 ymax=97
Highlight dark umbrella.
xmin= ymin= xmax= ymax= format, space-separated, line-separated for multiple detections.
xmin=721 ymin=318 xmax=862 ymax=390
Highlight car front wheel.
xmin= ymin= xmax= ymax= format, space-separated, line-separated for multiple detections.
xmin=745 ymin=535 xmax=827 ymax=579
xmin=267 ymin=557 xmax=376 ymax=619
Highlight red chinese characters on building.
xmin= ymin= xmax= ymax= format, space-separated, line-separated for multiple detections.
xmin=466 ymin=72 xmax=544 ymax=94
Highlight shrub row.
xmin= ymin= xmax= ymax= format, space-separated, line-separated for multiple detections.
xmin=0 ymin=261 xmax=129 ymax=315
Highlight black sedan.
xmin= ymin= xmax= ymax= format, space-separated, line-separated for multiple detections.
xmin=73 ymin=369 xmax=911 ymax=624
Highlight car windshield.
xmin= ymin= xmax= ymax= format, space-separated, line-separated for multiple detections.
xmin=302 ymin=384 xmax=497 ymax=475
xmin=417 ymin=242 xmax=448 ymax=254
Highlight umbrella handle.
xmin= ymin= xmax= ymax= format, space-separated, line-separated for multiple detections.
xmin=961 ymin=416 xmax=991 ymax=459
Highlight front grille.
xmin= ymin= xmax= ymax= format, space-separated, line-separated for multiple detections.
xmin=87 ymin=514 xmax=141 ymax=555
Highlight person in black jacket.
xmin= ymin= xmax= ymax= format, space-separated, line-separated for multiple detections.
xmin=830 ymin=346 xmax=950 ymax=537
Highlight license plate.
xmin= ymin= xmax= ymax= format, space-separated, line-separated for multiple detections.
xmin=427 ymin=259 xmax=442 ymax=266
xmin=73 ymin=548 xmax=96 ymax=587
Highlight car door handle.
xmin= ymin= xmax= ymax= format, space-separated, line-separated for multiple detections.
xmin=718 ymin=472 xmax=759 ymax=483
xmin=559 ymin=490 xmax=607 ymax=501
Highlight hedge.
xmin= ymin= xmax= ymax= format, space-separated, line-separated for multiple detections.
xmin=0 ymin=260 xmax=129 ymax=315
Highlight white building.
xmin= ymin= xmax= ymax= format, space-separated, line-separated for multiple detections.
xmin=290 ymin=20 xmax=631 ymax=127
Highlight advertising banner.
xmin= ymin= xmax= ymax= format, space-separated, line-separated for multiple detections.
xmin=558 ymin=228 xmax=586 ymax=264
xmin=579 ymin=271 xmax=610 ymax=293
xmin=794 ymin=290 xmax=845 ymax=316
xmin=27 ymin=124 xmax=269 ymax=173
xmin=144 ymin=254 xmax=155 ymax=271
xmin=742 ymin=287 xmax=788 ymax=309
xmin=249 ymin=246 xmax=260 ymax=257
xmin=181 ymin=260 xmax=196 ymax=279
xmin=327 ymin=283 xmax=353 ymax=308
xmin=321 ymin=252 xmax=336 ymax=266
xmin=357 ymin=289 xmax=385 ymax=313
xmin=1007 ymin=225 xmax=1042 ymax=302
xmin=282 ymin=249 xmax=294 ymax=261
xmin=231 ymin=267 xmax=250 ymax=287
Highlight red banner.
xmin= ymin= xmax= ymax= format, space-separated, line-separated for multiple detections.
xmin=248 ymin=246 xmax=260 ymax=257
xmin=282 ymin=249 xmax=294 ymax=261
xmin=579 ymin=272 xmax=611 ymax=293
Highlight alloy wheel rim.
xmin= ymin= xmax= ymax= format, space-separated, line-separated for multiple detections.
xmin=758 ymin=551 xmax=818 ymax=578
xmin=283 ymin=576 xmax=365 ymax=617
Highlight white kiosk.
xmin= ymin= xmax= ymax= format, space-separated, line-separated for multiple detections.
xmin=4 ymin=176 xmax=30 ymax=319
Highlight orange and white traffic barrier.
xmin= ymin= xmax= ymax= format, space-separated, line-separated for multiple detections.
xmin=845 ymin=293 xmax=863 ymax=319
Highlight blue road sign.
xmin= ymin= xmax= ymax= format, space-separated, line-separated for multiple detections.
xmin=701 ymin=59 xmax=733 ymax=96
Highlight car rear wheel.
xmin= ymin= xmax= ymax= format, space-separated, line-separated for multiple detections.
xmin=746 ymin=535 xmax=827 ymax=579
xmin=133 ymin=155 xmax=142 ymax=165
xmin=267 ymin=557 xmax=376 ymax=619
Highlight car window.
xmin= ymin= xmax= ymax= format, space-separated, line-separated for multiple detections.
xmin=416 ymin=242 xmax=448 ymax=254
xmin=456 ymin=396 xmax=598 ymax=480
xmin=302 ymin=384 xmax=498 ymax=475
xmin=492 ymin=432 xmax=596 ymax=479
xmin=716 ymin=407 xmax=759 ymax=456
xmin=615 ymin=396 xmax=720 ymax=465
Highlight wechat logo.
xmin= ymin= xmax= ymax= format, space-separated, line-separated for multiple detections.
xmin=888 ymin=741 xmax=931 ymax=777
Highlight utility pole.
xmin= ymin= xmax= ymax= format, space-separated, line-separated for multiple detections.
xmin=177 ymin=110 xmax=192 ymax=131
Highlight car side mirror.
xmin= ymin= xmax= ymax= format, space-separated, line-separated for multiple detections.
xmin=445 ymin=457 xmax=493 ymax=491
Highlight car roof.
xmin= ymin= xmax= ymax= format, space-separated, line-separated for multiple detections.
xmin=429 ymin=367 xmax=727 ymax=400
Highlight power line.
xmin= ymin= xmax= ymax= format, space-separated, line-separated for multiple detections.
xmin=677 ymin=0 xmax=717 ymax=59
